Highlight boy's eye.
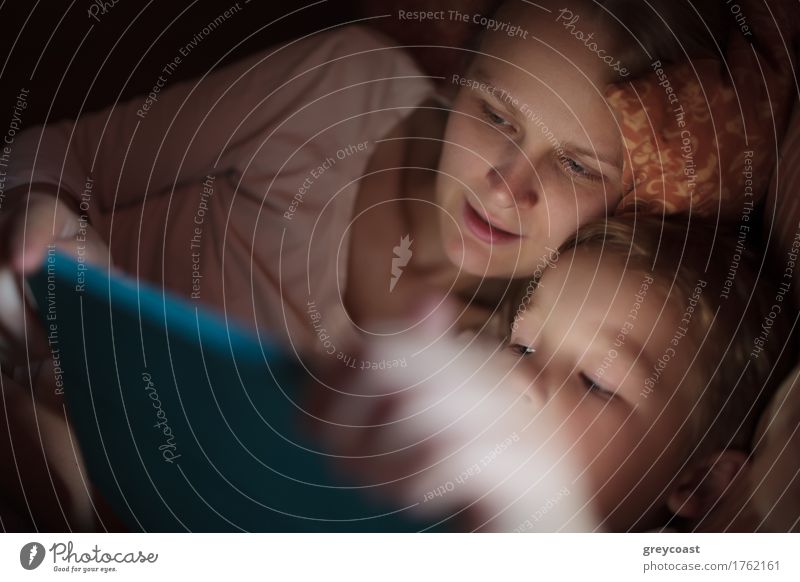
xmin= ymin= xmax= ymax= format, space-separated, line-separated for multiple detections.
xmin=509 ymin=343 xmax=536 ymax=357
xmin=559 ymin=155 xmax=602 ymax=183
xmin=579 ymin=372 xmax=615 ymax=400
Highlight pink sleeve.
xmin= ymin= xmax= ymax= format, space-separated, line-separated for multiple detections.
xmin=4 ymin=26 xmax=423 ymax=222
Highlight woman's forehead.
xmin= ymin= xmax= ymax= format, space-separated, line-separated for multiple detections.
xmin=466 ymin=57 xmax=622 ymax=159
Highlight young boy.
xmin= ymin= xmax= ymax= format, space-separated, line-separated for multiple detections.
xmin=316 ymin=216 xmax=793 ymax=531
xmin=503 ymin=216 xmax=794 ymax=530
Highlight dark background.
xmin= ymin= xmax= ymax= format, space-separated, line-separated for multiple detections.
xmin=0 ymin=0 xmax=502 ymax=129
xmin=0 ymin=1 xmax=359 ymax=126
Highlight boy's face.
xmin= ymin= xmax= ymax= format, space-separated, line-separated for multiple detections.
xmin=435 ymin=0 xmax=624 ymax=279
xmin=505 ymin=247 xmax=698 ymax=530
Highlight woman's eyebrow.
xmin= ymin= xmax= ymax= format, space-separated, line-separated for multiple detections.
xmin=470 ymin=67 xmax=505 ymax=94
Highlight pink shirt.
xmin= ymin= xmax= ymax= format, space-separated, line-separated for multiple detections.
xmin=7 ymin=25 xmax=434 ymax=357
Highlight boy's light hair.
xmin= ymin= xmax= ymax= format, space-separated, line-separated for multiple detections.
xmin=506 ymin=215 xmax=794 ymax=454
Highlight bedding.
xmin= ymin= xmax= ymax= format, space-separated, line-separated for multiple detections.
xmin=605 ymin=0 xmax=797 ymax=219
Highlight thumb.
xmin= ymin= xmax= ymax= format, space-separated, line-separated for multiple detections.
xmin=11 ymin=197 xmax=79 ymax=274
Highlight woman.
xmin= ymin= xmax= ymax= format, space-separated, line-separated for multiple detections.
xmin=1 ymin=0 xmax=735 ymax=359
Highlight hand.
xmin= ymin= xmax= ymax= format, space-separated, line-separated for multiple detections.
xmin=0 ymin=185 xmax=111 ymax=363
xmin=307 ymin=299 xmax=599 ymax=531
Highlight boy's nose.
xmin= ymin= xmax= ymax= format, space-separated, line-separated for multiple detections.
xmin=505 ymin=368 xmax=549 ymax=408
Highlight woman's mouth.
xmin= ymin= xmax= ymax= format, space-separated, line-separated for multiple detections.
xmin=463 ymin=200 xmax=523 ymax=245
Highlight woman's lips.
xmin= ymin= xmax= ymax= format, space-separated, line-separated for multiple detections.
xmin=462 ymin=201 xmax=522 ymax=245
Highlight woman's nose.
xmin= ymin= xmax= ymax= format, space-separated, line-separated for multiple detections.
xmin=485 ymin=152 xmax=540 ymax=209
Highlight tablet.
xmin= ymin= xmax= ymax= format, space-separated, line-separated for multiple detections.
xmin=26 ymin=249 xmax=435 ymax=532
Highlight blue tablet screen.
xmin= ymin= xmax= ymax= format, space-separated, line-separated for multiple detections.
xmin=26 ymin=250 xmax=437 ymax=532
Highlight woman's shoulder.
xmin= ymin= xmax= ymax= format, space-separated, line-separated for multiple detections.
xmin=218 ymin=23 xmax=437 ymax=190
xmin=245 ymin=24 xmax=435 ymax=133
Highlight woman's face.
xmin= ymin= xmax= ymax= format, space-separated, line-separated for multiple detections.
xmin=436 ymin=2 xmax=624 ymax=278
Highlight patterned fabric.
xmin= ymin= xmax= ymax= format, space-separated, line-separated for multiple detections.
xmin=605 ymin=0 xmax=797 ymax=220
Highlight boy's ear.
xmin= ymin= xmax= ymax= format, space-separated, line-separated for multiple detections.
xmin=667 ymin=450 xmax=749 ymax=520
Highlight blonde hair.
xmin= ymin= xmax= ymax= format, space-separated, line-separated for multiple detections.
xmin=505 ymin=215 xmax=794 ymax=453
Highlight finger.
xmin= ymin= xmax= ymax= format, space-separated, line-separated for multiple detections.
xmin=0 ymin=268 xmax=50 ymax=362
xmin=11 ymin=199 xmax=77 ymax=274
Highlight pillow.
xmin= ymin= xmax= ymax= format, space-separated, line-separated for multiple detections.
xmin=605 ymin=0 xmax=797 ymax=220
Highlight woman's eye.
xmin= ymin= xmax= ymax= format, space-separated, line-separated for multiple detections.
xmin=579 ymin=372 xmax=614 ymax=400
xmin=559 ymin=156 xmax=601 ymax=183
xmin=481 ymin=102 xmax=515 ymax=132
xmin=509 ymin=343 xmax=536 ymax=357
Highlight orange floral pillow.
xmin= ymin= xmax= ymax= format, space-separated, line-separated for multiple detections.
xmin=605 ymin=0 xmax=797 ymax=220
